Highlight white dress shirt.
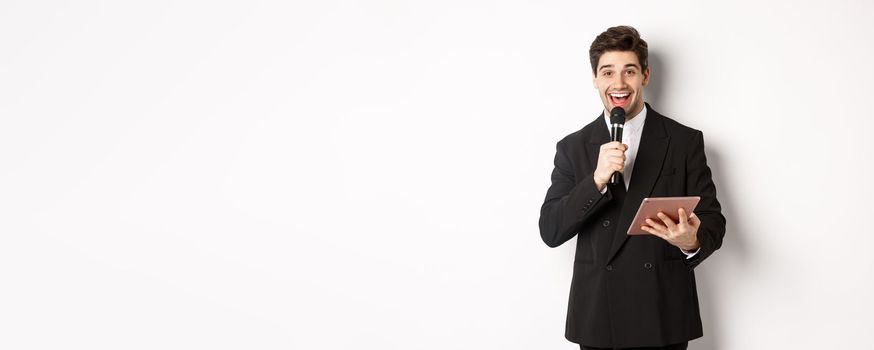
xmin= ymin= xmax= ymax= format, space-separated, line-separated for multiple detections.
xmin=598 ymin=105 xmax=700 ymax=259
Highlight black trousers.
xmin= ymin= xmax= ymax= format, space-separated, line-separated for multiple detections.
xmin=580 ymin=341 xmax=688 ymax=350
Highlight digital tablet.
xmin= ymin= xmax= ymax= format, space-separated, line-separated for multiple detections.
xmin=627 ymin=196 xmax=701 ymax=235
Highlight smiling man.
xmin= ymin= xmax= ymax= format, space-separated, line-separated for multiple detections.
xmin=538 ymin=26 xmax=726 ymax=349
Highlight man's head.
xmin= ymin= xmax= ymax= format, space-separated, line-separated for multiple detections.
xmin=590 ymin=26 xmax=650 ymax=119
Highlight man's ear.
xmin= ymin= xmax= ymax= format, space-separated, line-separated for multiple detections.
xmin=642 ymin=67 xmax=651 ymax=86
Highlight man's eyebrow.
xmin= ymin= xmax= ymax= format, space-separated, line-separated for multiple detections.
xmin=599 ymin=63 xmax=640 ymax=71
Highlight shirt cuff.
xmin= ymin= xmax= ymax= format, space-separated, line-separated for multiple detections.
xmin=598 ymin=185 xmax=607 ymax=195
xmin=681 ymin=247 xmax=700 ymax=259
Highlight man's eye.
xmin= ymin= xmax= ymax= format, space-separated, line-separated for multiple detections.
xmin=602 ymin=71 xmax=612 ymax=77
xmin=625 ymin=70 xmax=636 ymax=76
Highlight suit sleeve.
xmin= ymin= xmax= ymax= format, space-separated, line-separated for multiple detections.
xmin=539 ymin=140 xmax=613 ymax=248
xmin=682 ymin=131 xmax=726 ymax=268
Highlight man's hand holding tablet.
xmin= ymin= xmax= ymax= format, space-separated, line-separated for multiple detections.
xmin=629 ymin=196 xmax=702 ymax=252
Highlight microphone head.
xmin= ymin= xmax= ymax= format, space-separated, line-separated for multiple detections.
xmin=610 ymin=107 xmax=626 ymax=125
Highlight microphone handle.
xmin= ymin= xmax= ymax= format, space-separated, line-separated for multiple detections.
xmin=610 ymin=124 xmax=624 ymax=185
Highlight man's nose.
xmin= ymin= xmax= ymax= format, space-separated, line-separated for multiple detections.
xmin=612 ymin=76 xmax=628 ymax=89
xmin=617 ymin=74 xmax=629 ymax=86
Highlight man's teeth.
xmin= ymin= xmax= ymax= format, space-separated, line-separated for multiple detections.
xmin=610 ymin=93 xmax=629 ymax=98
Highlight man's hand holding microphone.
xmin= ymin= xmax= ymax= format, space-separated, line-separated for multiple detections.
xmin=593 ymin=141 xmax=628 ymax=192
xmin=594 ymin=107 xmax=628 ymax=192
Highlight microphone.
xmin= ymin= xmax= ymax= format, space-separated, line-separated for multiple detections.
xmin=610 ymin=107 xmax=626 ymax=185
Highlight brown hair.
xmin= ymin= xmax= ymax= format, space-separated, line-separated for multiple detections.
xmin=589 ymin=26 xmax=648 ymax=74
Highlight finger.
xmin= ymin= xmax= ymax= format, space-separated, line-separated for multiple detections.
xmin=607 ymin=149 xmax=627 ymax=157
xmin=602 ymin=141 xmax=622 ymax=151
xmin=641 ymin=225 xmax=667 ymax=240
xmin=657 ymin=211 xmax=677 ymax=228
xmin=643 ymin=225 xmax=671 ymax=241
xmin=645 ymin=218 xmax=666 ymax=232
xmin=608 ymin=154 xmax=624 ymax=160
xmin=678 ymin=208 xmax=688 ymax=225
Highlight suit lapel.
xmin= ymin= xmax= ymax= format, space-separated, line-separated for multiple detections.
xmin=607 ymin=104 xmax=670 ymax=262
xmin=586 ymin=112 xmax=610 ymax=162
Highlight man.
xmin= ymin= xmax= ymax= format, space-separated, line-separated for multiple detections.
xmin=538 ymin=26 xmax=726 ymax=350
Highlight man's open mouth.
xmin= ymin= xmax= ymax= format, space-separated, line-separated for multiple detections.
xmin=609 ymin=92 xmax=631 ymax=107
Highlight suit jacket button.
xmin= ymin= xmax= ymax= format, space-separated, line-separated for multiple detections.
xmin=644 ymin=262 xmax=653 ymax=269
xmin=602 ymin=220 xmax=611 ymax=227
xmin=605 ymin=265 xmax=613 ymax=271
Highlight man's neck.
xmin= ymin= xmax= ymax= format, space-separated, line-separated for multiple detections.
xmin=624 ymin=104 xmax=644 ymax=122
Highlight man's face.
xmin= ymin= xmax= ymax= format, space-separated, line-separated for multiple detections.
xmin=592 ymin=51 xmax=650 ymax=119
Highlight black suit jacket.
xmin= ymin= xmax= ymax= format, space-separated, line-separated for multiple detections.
xmin=539 ymin=103 xmax=726 ymax=348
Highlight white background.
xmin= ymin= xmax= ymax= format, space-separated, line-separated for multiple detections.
xmin=1 ymin=1 xmax=872 ymax=349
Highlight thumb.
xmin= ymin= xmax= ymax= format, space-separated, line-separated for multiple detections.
xmin=689 ymin=212 xmax=701 ymax=227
